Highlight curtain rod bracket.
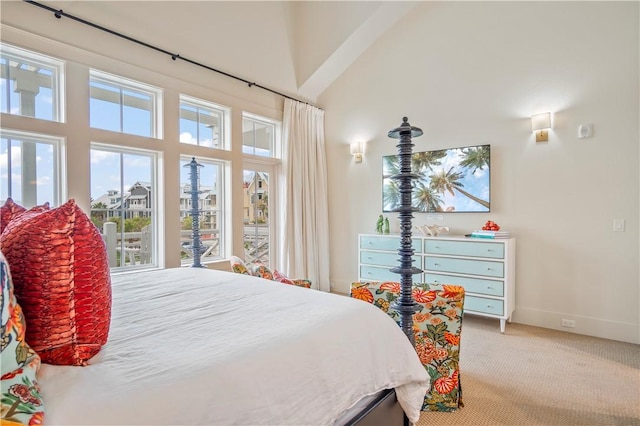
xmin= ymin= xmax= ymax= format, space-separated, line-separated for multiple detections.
xmin=54 ymin=9 xmax=62 ymax=19
xmin=171 ymin=54 xmax=179 ymax=61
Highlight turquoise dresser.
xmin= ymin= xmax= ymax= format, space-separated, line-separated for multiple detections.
xmin=359 ymin=234 xmax=516 ymax=332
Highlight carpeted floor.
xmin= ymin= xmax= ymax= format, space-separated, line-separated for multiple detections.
xmin=416 ymin=316 xmax=640 ymax=426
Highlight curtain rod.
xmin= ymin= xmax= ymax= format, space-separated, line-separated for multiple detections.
xmin=24 ymin=0 xmax=319 ymax=108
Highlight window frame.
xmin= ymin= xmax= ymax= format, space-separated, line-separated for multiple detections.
xmin=179 ymin=155 xmax=227 ymax=266
xmin=0 ymin=128 xmax=65 ymax=208
xmin=89 ymin=69 xmax=163 ymax=139
xmin=242 ymin=112 xmax=281 ymax=158
xmin=0 ymin=42 xmax=65 ymax=123
xmin=90 ymin=142 xmax=161 ymax=271
xmin=179 ymin=95 xmax=231 ymax=151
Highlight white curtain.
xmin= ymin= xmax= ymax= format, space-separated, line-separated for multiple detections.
xmin=279 ymin=99 xmax=330 ymax=292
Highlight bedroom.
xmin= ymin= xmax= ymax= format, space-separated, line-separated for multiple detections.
xmin=0 ymin=1 xmax=638 ymax=425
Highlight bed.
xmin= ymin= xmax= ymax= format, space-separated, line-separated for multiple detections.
xmin=36 ymin=267 xmax=429 ymax=425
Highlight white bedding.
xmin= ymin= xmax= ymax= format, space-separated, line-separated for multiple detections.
xmin=39 ymin=268 xmax=429 ymax=425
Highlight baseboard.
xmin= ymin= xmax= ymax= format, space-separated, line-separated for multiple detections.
xmin=513 ymin=307 xmax=639 ymax=344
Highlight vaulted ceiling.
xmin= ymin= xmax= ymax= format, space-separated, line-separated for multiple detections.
xmin=4 ymin=1 xmax=417 ymax=102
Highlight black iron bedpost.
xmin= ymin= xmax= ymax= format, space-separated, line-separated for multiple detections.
xmin=183 ymin=157 xmax=205 ymax=268
xmin=388 ymin=117 xmax=424 ymax=345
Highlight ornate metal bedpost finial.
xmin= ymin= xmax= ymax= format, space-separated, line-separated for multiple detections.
xmin=183 ymin=157 xmax=206 ymax=268
xmin=387 ymin=117 xmax=424 ymax=345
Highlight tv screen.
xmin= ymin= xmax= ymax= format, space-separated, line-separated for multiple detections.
xmin=382 ymin=144 xmax=490 ymax=213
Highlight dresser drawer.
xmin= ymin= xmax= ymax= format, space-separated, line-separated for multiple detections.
xmin=465 ymin=295 xmax=504 ymax=316
xmin=360 ymin=265 xmax=418 ymax=282
xmin=425 ymin=256 xmax=504 ymax=278
xmin=360 ymin=235 xmax=422 ymax=253
xmin=425 ymin=239 xmax=504 ymax=259
xmin=425 ymin=273 xmax=504 ymax=297
xmin=360 ymin=250 xmax=421 ymax=268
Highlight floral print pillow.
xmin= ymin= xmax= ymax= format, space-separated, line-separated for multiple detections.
xmin=229 ymin=256 xmax=249 ymax=275
xmin=1 ymin=251 xmax=44 ymax=425
xmin=250 ymin=262 xmax=274 ymax=281
xmin=351 ymin=281 xmax=465 ymax=412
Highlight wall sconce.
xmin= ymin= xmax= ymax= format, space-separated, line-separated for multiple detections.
xmin=531 ymin=112 xmax=551 ymax=142
xmin=350 ymin=142 xmax=364 ymax=163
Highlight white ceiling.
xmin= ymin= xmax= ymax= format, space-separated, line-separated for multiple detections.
xmin=5 ymin=1 xmax=417 ymax=102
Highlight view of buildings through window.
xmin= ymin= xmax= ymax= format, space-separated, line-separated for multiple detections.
xmin=1 ymin=42 xmax=281 ymax=270
xmin=179 ymin=157 xmax=223 ymax=266
xmin=90 ymin=147 xmax=156 ymax=268
xmin=243 ymin=169 xmax=270 ymax=264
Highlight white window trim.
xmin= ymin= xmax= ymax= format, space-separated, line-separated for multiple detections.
xmin=1 ymin=42 xmax=66 ymax=123
xmin=242 ymin=112 xmax=282 ymax=159
xmin=179 ymin=155 xmax=226 ymax=266
xmin=179 ymin=94 xmax=231 ymax=151
xmin=90 ymin=142 xmax=162 ymax=272
xmin=0 ymin=128 xmax=66 ymax=207
xmin=90 ymin=69 xmax=163 ymax=139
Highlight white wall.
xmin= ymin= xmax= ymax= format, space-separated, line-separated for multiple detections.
xmin=319 ymin=2 xmax=640 ymax=344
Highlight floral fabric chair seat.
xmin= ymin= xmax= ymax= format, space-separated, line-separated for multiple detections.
xmin=351 ymin=281 xmax=465 ymax=412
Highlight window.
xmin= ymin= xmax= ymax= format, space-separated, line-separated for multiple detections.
xmin=90 ymin=145 xmax=158 ymax=269
xmin=180 ymin=157 xmax=225 ymax=265
xmin=242 ymin=113 xmax=277 ymax=157
xmin=90 ymin=70 xmax=162 ymax=138
xmin=243 ymin=169 xmax=270 ymax=265
xmin=0 ymin=43 xmax=64 ymax=122
xmin=0 ymin=129 xmax=64 ymax=207
xmin=179 ymin=95 xmax=229 ymax=150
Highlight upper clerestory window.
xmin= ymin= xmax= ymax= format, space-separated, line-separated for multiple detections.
xmin=0 ymin=43 xmax=65 ymax=122
xmin=90 ymin=69 xmax=162 ymax=139
xmin=179 ymin=95 xmax=230 ymax=150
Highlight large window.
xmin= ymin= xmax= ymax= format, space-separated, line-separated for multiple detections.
xmin=90 ymin=70 xmax=162 ymax=138
xmin=0 ymin=43 xmax=64 ymax=122
xmin=90 ymin=145 xmax=158 ymax=270
xmin=179 ymin=157 xmax=225 ymax=266
xmin=0 ymin=129 xmax=63 ymax=208
xmin=179 ymin=95 xmax=229 ymax=150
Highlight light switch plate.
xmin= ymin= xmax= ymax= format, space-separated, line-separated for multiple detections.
xmin=613 ymin=218 xmax=625 ymax=232
xmin=578 ymin=124 xmax=593 ymax=139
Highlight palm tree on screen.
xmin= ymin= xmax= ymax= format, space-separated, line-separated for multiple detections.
xmin=430 ymin=167 xmax=490 ymax=209
xmin=413 ymin=181 xmax=444 ymax=212
xmin=460 ymin=145 xmax=490 ymax=173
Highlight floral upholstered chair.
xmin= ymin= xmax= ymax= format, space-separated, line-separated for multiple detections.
xmin=229 ymin=256 xmax=311 ymax=289
xmin=351 ymin=281 xmax=465 ymax=412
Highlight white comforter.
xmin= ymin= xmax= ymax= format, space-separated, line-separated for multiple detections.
xmin=39 ymin=268 xmax=429 ymax=425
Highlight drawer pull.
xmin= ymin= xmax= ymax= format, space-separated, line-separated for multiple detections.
xmin=367 ymin=257 xmax=372 ymax=260
xmin=486 ymin=304 xmax=493 ymax=309
xmin=487 ymin=268 xmax=492 ymax=271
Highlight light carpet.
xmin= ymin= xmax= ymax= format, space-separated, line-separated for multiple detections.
xmin=416 ymin=316 xmax=640 ymax=426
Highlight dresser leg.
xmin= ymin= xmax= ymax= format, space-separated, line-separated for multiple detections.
xmin=500 ymin=319 xmax=506 ymax=333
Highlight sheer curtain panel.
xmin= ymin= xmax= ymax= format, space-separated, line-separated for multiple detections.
xmin=280 ymin=99 xmax=330 ymax=292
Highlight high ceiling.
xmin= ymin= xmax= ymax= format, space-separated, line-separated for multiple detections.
xmin=3 ymin=1 xmax=417 ymax=102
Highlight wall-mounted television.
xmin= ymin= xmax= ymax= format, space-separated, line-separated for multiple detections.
xmin=383 ymin=144 xmax=490 ymax=213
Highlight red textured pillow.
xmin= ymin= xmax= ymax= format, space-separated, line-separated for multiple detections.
xmin=0 ymin=199 xmax=112 ymax=366
xmin=0 ymin=198 xmax=49 ymax=235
